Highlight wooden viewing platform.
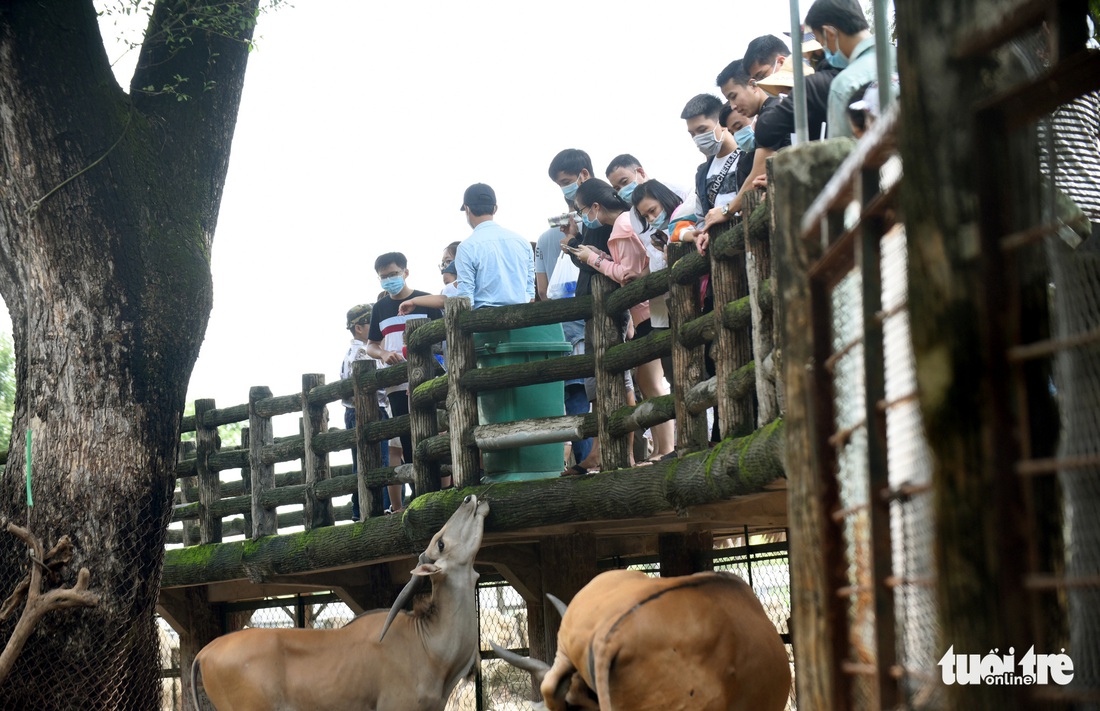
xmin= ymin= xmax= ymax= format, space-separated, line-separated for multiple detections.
xmin=159 ymin=189 xmax=785 ymax=606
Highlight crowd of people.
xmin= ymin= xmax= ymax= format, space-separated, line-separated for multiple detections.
xmin=339 ymin=0 xmax=900 ymax=500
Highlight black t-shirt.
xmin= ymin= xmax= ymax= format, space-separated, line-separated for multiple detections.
xmin=567 ymin=224 xmax=613 ymax=298
xmin=755 ymin=65 xmax=841 ymax=150
xmin=367 ymin=290 xmax=444 ymax=349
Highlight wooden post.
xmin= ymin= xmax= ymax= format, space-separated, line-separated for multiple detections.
xmin=194 ymin=398 xmax=222 ymax=544
xmin=248 ymin=386 xmax=277 ymax=538
xmin=158 ymin=588 xmax=221 ymax=711
xmin=177 ymin=439 xmax=199 ymax=547
xmin=766 ymin=159 xmax=785 ymax=414
xmin=667 ymin=244 xmax=709 ymax=450
xmin=540 ymin=533 xmax=599 ymax=661
xmin=744 ymin=189 xmax=776 ymax=427
xmin=301 ymin=373 xmax=332 ymax=530
xmin=352 ymin=359 xmax=383 ymax=519
xmin=709 ymin=212 xmax=754 ymax=441
xmin=239 ymin=427 xmax=252 ymax=535
xmin=405 ymin=318 xmax=441 ymax=496
xmin=445 ymin=297 xmax=480 ymax=488
xmin=858 ymin=169 xmax=898 ymax=709
xmin=526 ymin=600 xmax=547 ymax=697
xmin=590 ymin=273 xmax=630 ymax=471
xmin=772 ymin=139 xmax=855 ymax=710
xmin=657 ymin=531 xmax=714 ymax=577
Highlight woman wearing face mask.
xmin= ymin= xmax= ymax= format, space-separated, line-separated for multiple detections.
xmin=571 ymin=179 xmax=677 ymax=462
xmin=632 ymin=180 xmax=723 ymax=444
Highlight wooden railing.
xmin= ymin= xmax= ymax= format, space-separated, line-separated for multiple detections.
xmin=168 ymin=198 xmax=777 ymax=547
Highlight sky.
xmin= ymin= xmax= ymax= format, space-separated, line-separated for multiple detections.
xmin=2 ymin=0 xmax=804 ymax=427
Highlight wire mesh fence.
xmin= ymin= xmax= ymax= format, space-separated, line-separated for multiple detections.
xmin=0 ymin=504 xmax=171 ymax=711
xmin=714 ymin=535 xmax=795 ymax=711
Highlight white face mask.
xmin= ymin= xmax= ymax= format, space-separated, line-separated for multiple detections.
xmin=693 ymin=125 xmax=723 ymax=157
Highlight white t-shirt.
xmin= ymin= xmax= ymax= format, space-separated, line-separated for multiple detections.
xmin=340 ymin=338 xmax=387 ymax=409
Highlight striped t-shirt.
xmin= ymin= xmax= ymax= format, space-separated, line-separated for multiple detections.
xmin=1040 ymin=91 xmax=1100 ymax=223
xmin=366 ymin=291 xmax=443 ymax=394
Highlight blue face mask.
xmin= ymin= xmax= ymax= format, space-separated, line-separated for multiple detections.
xmin=617 ymin=181 xmax=638 ymax=203
xmin=581 ymin=208 xmax=601 ymax=230
xmin=734 ymin=125 xmax=756 ymax=153
xmin=380 ymin=275 xmax=405 ymax=296
xmin=561 ymin=180 xmax=580 ymax=201
xmin=650 ymin=210 xmax=669 ymax=233
xmin=823 ymin=27 xmax=849 ymax=69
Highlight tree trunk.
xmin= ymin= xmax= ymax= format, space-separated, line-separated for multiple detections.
xmin=0 ymin=2 xmax=257 ymax=707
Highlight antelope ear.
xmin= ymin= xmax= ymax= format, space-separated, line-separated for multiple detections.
xmin=411 ymin=563 xmax=441 ymax=576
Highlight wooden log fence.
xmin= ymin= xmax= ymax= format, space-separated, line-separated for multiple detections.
xmin=165 ymin=199 xmax=781 ymax=548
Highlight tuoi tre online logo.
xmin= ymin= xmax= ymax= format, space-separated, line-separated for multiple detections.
xmin=938 ymin=646 xmax=1074 ymax=686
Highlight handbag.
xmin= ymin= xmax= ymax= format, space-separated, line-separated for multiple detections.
xmin=546 ymin=250 xmax=580 ymax=299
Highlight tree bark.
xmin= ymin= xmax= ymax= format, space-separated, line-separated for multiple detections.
xmin=0 ymin=2 xmax=258 ymax=707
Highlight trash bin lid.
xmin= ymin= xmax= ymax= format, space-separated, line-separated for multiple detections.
xmin=475 ymin=341 xmax=573 ymax=355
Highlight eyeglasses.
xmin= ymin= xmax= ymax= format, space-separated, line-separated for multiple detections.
xmin=439 ymin=259 xmax=453 ymax=271
xmin=748 ymin=58 xmax=780 ymax=87
xmin=378 ymin=271 xmax=403 ymax=280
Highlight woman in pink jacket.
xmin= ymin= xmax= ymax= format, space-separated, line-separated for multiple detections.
xmin=571 ymin=179 xmax=676 ymax=462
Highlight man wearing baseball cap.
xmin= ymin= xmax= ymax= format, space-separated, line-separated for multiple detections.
xmin=397 ymin=183 xmax=535 ymax=315
xmin=455 ymin=183 xmax=535 ymax=309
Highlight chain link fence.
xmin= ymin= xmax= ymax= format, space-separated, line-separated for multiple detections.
xmin=0 ymin=503 xmax=171 ymax=711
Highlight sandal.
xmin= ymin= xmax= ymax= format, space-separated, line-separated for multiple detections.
xmin=560 ymin=464 xmax=589 ymax=477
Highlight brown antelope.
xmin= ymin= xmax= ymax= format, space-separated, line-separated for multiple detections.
xmin=493 ymin=569 xmax=791 ymax=711
xmin=191 ymin=493 xmax=489 ymax=711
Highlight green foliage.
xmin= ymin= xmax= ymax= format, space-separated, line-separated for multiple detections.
xmin=0 ymin=333 xmax=14 ymax=453
xmin=96 ymin=0 xmax=290 ymax=100
xmin=181 ymin=400 xmax=243 ymax=448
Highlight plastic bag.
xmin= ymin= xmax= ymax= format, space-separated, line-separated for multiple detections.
xmin=546 ymin=250 xmax=580 ymax=299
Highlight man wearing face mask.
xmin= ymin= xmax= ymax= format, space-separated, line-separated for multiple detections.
xmin=743 ymin=34 xmax=840 ymax=143
xmin=365 ymin=252 xmax=444 ymax=507
xmin=681 ymin=93 xmax=743 ymax=220
xmin=805 ymin=0 xmax=894 ymax=139
xmin=548 ymin=149 xmax=612 ymax=300
xmin=605 ymin=154 xmax=693 ymax=235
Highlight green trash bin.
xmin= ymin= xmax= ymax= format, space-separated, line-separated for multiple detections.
xmin=474 ymin=323 xmax=572 ymax=482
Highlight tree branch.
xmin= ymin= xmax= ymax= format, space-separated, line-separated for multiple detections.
xmin=0 ymin=522 xmax=99 ymax=688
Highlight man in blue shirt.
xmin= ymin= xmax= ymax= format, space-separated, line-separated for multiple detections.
xmin=456 ymin=183 xmax=535 ymax=309
xmin=398 ymin=184 xmax=535 ymax=315
xmin=805 ymin=0 xmax=895 ymax=139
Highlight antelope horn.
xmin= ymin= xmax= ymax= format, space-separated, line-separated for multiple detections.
xmin=546 ymin=593 xmax=568 ymax=621
xmin=379 ymin=553 xmax=431 ymax=642
xmin=490 ymin=641 xmax=551 ymax=681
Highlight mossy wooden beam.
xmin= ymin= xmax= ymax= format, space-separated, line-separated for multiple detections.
xmin=456 ymin=297 xmax=592 ymax=335
xmin=667 ymin=251 xmax=709 ymax=285
xmin=404 ymin=317 xmax=447 ymax=351
xmin=459 ymin=353 xmax=594 ymax=393
xmin=605 ymin=268 xmax=671 ymax=316
xmin=410 ymin=375 xmax=449 ymax=409
xmin=601 ymin=329 xmax=671 ymax=374
xmin=171 ymin=469 xmax=412 ymax=523
xmin=161 ymin=420 xmax=785 ymax=588
xmin=679 ymin=309 xmax=719 ymax=349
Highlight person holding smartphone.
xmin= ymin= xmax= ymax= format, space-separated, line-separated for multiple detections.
xmin=572 ymin=179 xmax=676 ymax=463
